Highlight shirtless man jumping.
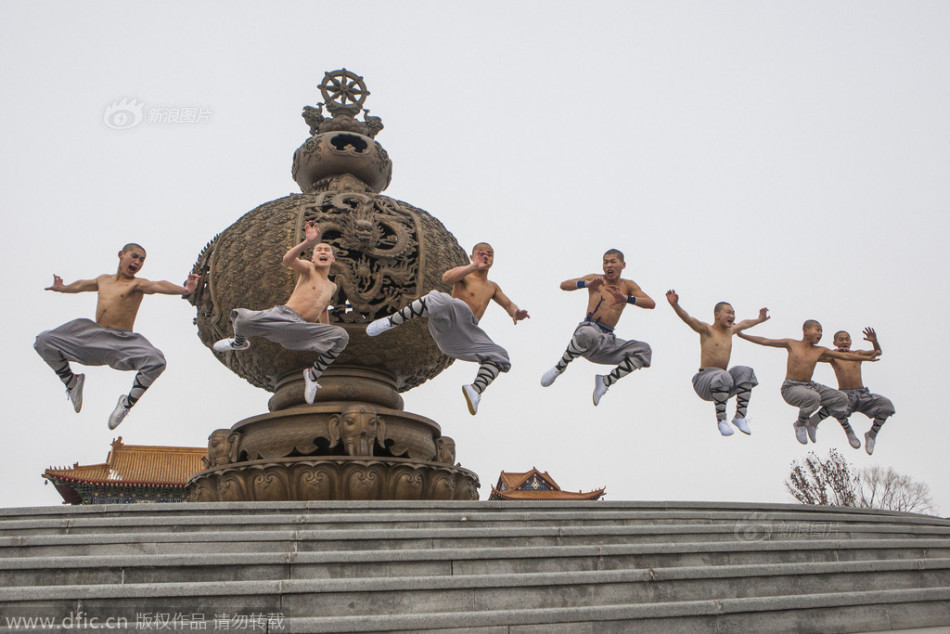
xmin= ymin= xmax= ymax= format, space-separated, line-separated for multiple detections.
xmin=540 ymin=249 xmax=655 ymax=405
xmin=666 ymin=290 xmax=769 ymax=436
xmin=366 ymin=242 xmax=529 ymax=415
xmin=34 ymin=243 xmax=198 ymax=429
xmin=213 ymin=221 xmax=349 ymax=405
xmin=810 ymin=327 xmax=895 ymax=455
xmin=737 ymin=320 xmax=879 ymax=445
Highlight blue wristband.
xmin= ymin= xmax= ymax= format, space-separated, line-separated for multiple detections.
xmin=576 ymin=280 xmax=587 ymax=289
xmin=626 ymin=295 xmax=637 ymax=305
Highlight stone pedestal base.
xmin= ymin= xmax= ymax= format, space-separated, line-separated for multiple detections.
xmin=187 ymin=368 xmax=478 ymax=502
xmin=188 ymin=456 xmax=479 ymax=502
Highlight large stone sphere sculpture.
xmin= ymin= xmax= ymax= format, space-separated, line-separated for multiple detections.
xmin=191 ymin=191 xmax=466 ymax=408
xmin=185 ymin=70 xmax=479 ymax=501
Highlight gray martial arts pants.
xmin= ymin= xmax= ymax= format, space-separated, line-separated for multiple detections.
xmin=571 ymin=321 xmax=652 ymax=368
xmin=424 ymin=291 xmax=510 ymax=371
xmin=34 ymin=318 xmax=166 ymax=387
xmin=780 ymin=378 xmax=849 ymax=420
xmin=231 ymin=305 xmax=349 ymax=356
xmin=692 ymin=366 xmax=757 ymax=401
xmin=843 ymin=387 xmax=895 ymax=421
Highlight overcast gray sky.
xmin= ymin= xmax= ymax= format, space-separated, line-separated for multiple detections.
xmin=2 ymin=1 xmax=948 ymax=513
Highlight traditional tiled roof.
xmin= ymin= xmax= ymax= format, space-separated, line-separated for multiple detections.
xmin=491 ymin=488 xmax=605 ymax=500
xmin=490 ymin=467 xmax=605 ymax=501
xmin=496 ymin=468 xmax=560 ymax=492
xmin=43 ymin=437 xmax=206 ymax=488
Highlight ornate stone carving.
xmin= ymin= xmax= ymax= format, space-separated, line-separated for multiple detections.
xmin=202 ymin=429 xmax=233 ymax=468
xmin=251 ymin=467 xmax=292 ymax=502
xmin=189 ymin=457 xmax=479 ymax=502
xmin=329 ymin=404 xmax=385 ymax=457
xmin=227 ymin=405 xmax=439 ymax=465
xmin=188 ymin=192 xmax=466 ymax=396
xmin=216 ymin=472 xmax=248 ymax=502
xmin=185 ymin=70 xmax=480 ymax=503
xmin=434 ymin=437 xmax=456 ymax=465
xmin=292 ymin=70 xmax=391 ymax=194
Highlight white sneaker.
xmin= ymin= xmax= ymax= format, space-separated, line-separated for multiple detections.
xmin=366 ymin=317 xmax=394 ymax=337
xmin=540 ymin=367 xmax=562 ymax=387
xmin=846 ymin=429 xmax=861 ymax=449
xmin=805 ymin=419 xmax=819 ymax=443
xmin=302 ymin=369 xmax=321 ymax=405
xmin=592 ymin=375 xmax=609 ymax=406
xmin=213 ymin=338 xmax=250 ymax=352
xmin=108 ymin=396 xmax=130 ymax=430
xmin=462 ymin=384 xmax=480 ymax=415
xmin=67 ymin=374 xmax=85 ymax=413
xmin=718 ymin=420 xmax=734 ymax=436
xmin=732 ymin=417 xmax=751 ymax=435
xmin=864 ymin=432 xmax=876 ymax=455
xmin=794 ymin=423 xmax=808 ymax=445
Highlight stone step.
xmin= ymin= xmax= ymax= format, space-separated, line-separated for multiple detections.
xmin=2 ymin=521 xmax=947 ymax=560
xmin=2 ymin=538 xmax=948 ymax=587
xmin=275 ymin=587 xmax=950 ymax=632
xmin=1 ymin=505 xmax=945 ymax=536
xmin=1 ymin=500 xmax=941 ymax=526
xmin=1 ymin=560 xmax=947 ymax=620
xmin=0 ymin=501 xmax=947 ymax=632
xmin=3 ymin=588 xmax=946 ymax=634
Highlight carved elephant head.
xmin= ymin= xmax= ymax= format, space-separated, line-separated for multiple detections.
xmin=203 ymin=429 xmax=234 ymax=468
xmin=434 ymin=436 xmax=456 ymax=465
xmin=328 ymin=404 xmax=386 ymax=457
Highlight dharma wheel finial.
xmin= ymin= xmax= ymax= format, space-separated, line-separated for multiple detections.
xmin=295 ymin=68 xmax=389 ymax=194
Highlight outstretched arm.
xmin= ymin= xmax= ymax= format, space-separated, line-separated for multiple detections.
xmin=665 ymin=290 xmax=709 ymax=335
xmin=864 ymin=327 xmax=882 ymax=354
xmin=45 ymin=275 xmax=99 ymax=294
xmin=737 ymin=331 xmax=791 ymax=348
xmin=559 ymin=274 xmax=602 ymax=291
xmin=822 ymin=348 xmax=881 ymax=362
xmin=282 ymin=221 xmax=322 ymax=274
xmin=138 ymin=273 xmax=200 ymax=296
xmin=492 ymin=284 xmax=529 ymax=324
xmin=734 ymin=307 xmax=770 ymax=333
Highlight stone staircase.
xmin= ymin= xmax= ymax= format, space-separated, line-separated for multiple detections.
xmin=0 ymin=501 xmax=948 ymax=632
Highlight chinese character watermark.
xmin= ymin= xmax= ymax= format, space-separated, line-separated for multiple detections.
xmin=734 ymin=512 xmax=840 ymax=542
xmin=3 ymin=609 xmax=284 ymax=631
xmin=103 ymin=98 xmax=212 ymax=130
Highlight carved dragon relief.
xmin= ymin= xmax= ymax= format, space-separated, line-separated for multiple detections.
xmin=303 ymin=192 xmax=421 ymax=323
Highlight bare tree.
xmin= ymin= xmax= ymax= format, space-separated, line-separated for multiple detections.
xmin=785 ymin=449 xmax=857 ymax=507
xmin=786 ymin=450 xmax=938 ymax=515
xmin=857 ymin=465 xmax=936 ymax=514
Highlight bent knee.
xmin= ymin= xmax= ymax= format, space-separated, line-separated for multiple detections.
xmin=638 ymin=348 xmax=653 ymax=368
xmin=785 ymin=391 xmax=820 ymax=410
xmin=878 ymin=399 xmax=896 ymax=417
xmin=33 ymin=333 xmax=50 ymax=353
xmin=484 ymin=350 xmax=511 ymax=373
xmin=230 ymin=309 xmax=247 ymax=330
xmin=826 ymin=396 xmax=850 ymax=415
xmin=574 ymin=329 xmax=598 ymax=350
xmin=710 ymin=376 xmax=735 ymax=392
xmin=144 ymin=353 xmax=167 ymax=376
